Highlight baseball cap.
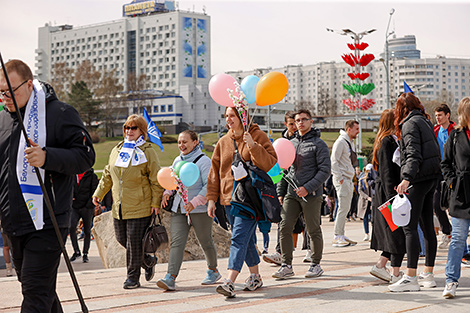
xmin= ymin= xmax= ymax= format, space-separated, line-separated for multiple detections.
xmin=391 ymin=194 xmax=411 ymax=227
xmin=365 ymin=163 xmax=373 ymax=171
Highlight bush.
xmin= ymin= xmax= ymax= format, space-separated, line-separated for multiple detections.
xmin=161 ymin=135 xmax=177 ymax=143
xmin=89 ymin=131 xmax=100 ymax=143
xmin=360 ymin=146 xmax=373 ymax=163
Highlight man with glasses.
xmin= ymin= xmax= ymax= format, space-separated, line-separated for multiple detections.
xmin=331 ymin=120 xmax=360 ymax=247
xmin=0 ymin=59 xmax=95 ymax=312
xmin=273 ymin=109 xmax=331 ymax=279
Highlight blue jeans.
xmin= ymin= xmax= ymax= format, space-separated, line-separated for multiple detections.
xmin=445 ymin=217 xmax=470 ymax=283
xmin=224 ymin=205 xmax=235 ymax=228
xmin=227 ymin=215 xmax=260 ymax=272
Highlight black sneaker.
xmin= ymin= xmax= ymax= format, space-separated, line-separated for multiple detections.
xmin=145 ymin=266 xmax=155 ymax=281
xmin=82 ymin=254 xmax=89 ymax=263
xmin=70 ymin=252 xmax=81 ymax=262
xmin=123 ymin=279 xmax=140 ymax=289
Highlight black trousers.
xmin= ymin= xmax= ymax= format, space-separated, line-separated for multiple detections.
xmin=9 ymin=228 xmax=67 ymax=313
xmin=403 ymin=179 xmax=438 ymax=269
xmin=69 ymin=207 xmax=94 ymax=255
xmin=114 ymin=216 xmax=151 ymax=282
xmin=433 ymin=177 xmax=452 ymax=235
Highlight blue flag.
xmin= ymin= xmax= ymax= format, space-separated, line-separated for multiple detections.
xmin=404 ymin=81 xmax=414 ymax=94
xmin=143 ymin=108 xmax=164 ymax=151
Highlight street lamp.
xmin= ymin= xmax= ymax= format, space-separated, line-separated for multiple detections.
xmin=326 ymin=27 xmax=376 ymax=153
xmin=385 ymin=8 xmax=395 ymax=109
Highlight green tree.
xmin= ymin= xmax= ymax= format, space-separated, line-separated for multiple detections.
xmin=68 ymin=81 xmax=101 ymax=130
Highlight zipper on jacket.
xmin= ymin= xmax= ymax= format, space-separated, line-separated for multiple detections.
xmin=118 ymin=167 xmax=123 ymax=219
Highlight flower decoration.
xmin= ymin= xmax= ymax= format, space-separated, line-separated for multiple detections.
xmin=171 ymin=169 xmax=189 ymax=205
xmin=227 ymin=82 xmax=249 ymax=131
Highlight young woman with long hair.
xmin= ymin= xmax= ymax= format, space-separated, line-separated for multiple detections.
xmin=389 ymin=93 xmax=441 ymax=292
xmin=369 ymin=109 xmax=406 ymax=284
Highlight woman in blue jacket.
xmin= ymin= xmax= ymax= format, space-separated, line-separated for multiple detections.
xmin=157 ymin=130 xmax=220 ymax=291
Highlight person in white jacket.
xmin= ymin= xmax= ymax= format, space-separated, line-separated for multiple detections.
xmin=331 ymin=120 xmax=360 ymax=247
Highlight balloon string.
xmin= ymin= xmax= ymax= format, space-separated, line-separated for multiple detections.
xmin=282 ymin=175 xmax=307 ymax=202
xmin=246 ymin=108 xmax=256 ymax=131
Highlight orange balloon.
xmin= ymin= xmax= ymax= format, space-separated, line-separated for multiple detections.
xmin=157 ymin=167 xmax=177 ymax=190
xmin=255 ymin=72 xmax=289 ymax=106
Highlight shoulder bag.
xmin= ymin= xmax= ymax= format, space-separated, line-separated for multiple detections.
xmin=142 ymin=214 xmax=169 ymax=253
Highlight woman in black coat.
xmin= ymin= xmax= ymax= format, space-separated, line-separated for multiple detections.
xmin=441 ymin=96 xmax=470 ymax=298
xmin=370 ymin=109 xmax=406 ymax=283
xmin=390 ymin=93 xmax=441 ymax=292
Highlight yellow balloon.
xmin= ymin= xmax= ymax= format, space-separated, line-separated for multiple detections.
xmin=255 ymin=72 xmax=289 ymax=106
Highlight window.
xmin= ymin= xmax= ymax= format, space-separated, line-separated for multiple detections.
xmin=153 ymin=106 xmax=158 ymax=113
xmin=168 ymin=105 xmax=173 ymax=112
xmin=160 ymin=105 xmax=166 ymax=112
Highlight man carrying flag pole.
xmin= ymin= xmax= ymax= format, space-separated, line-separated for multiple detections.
xmin=143 ymin=108 xmax=164 ymax=152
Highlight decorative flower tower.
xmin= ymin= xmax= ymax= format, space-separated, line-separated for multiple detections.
xmin=341 ymin=41 xmax=376 ymax=111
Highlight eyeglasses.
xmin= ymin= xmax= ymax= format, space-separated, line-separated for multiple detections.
xmin=124 ymin=126 xmax=138 ymax=130
xmin=295 ymin=118 xmax=311 ymax=123
xmin=0 ymin=80 xmax=28 ymax=99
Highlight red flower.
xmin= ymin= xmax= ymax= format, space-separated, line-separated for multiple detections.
xmin=347 ymin=43 xmax=356 ymax=50
xmin=358 ymin=73 xmax=370 ymax=80
xmin=355 ymin=42 xmax=369 ymax=50
xmin=359 ymin=54 xmax=375 ymax=66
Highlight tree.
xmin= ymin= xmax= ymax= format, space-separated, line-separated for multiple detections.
xmin=75 ymin=61 xmax=101 ymax=93
xmin=50 ymin=62 xmax=73 ymax=101
xmin=95 ymin=70 xmax=124 ymax=137
xmin=68 ymin=81 xmax=101 ymax=130
xmin=126 ymin=73 xmax=150 ymax=114
xmin=316 ymin=87 xmax=338 ymax=116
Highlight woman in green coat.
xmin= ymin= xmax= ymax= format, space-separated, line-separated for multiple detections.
xmin=93 ymin=114 xmax=163 ymax=289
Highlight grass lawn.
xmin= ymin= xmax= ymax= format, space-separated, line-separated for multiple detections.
xmin=93 ymin=131 xmax=376 ymax=172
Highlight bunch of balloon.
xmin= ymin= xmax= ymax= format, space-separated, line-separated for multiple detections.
xmin=267 ymin=163 xmax=283 ymax=184
xmin=157 ymin=162 xmax=200 ymax=205
xmin=208 ymin=72 xmax=289 ymax=130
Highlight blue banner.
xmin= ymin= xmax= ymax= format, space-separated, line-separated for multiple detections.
xmin=404 ymin=81 xmax=414 ymax=94
xmin=143 ymin=108 xmax=164 ymax=152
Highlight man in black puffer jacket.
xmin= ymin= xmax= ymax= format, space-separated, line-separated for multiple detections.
xmin=0 ymin=59 xmax=95 ymax=311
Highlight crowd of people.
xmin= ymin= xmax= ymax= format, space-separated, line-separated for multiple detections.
xmin=2 ymin=59 xmax=470 ymax=311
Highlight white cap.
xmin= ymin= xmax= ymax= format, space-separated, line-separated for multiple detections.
xmin=391 ymin=194 xmax=412 ymax=227
xmin=365 ymin=163 xmax=373 ymax=171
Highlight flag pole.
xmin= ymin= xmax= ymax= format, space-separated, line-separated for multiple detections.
xmin=0 ymin=52 xmax=89 ymax=313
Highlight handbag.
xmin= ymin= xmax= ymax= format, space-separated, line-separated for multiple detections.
xmin=161 ymin=154 xmax=205 ymax=212
xmin=440 ymin=180 xmax=451 ymax=210
xmin=142 ymin=214 xmax=169 ymax=254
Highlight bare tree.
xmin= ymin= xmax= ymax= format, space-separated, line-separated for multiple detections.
xmin=317 ymin=87 xmax=337 ymax=116
xmin=50 ymin=62 xmax=73 ymax=101
xmin=95 ymin=69 xmax=124 ymax=137
xmin=75 ymin=60 xmax=101 ymax=93
xmin=126 ymin=73 xmax=150 ymax=114
xmin=422 ymin=88 xmax=456 ymax=124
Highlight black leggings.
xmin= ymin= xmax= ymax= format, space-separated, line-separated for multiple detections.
xmin=433 ymin=177 xmax=452 ymax=235
xmin=381 ymin=251 xmax=405 ymax=268
xmin=403 ymin=179 xmax=438 ymax=269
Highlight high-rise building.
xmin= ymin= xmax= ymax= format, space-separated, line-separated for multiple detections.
xmin=36 ymin=0 xmax=220 ymax=133
xmin=388 ymin=35 xmax=421 ymax=59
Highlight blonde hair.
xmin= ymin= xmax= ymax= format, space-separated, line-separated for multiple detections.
xmin=123 ymin=114 xmax=148 ymax=140
xmin=457 ymin=97 xmax=470 ymax=130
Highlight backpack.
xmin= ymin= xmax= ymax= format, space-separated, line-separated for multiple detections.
xmin=230 ymin=140 xmax=282 ymax=224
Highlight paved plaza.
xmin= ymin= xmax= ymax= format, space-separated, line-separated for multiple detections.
xmin=1 ymin=216 xmax=470 ymax=312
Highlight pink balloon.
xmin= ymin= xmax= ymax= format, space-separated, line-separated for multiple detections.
xmin=208 ymin=73 xmax=238 ymax=107
xmin=273 ymin=138 xmax=296 ymax=169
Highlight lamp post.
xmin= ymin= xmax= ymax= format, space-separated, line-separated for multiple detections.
xmin=326 ymin=28 xmax=376 ymax=153
xmin=385 ymin=8 xmax=395 ymax=109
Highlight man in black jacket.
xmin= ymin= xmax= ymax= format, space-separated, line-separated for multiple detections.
xmin=273 ymin=109 xmax=331 ymax=279
xmin=0 ymin=60 xmax=95 ymax=312
xmin=69 ymin=168 xmax=99 ymax=263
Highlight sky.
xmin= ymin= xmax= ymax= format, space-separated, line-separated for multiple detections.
xmin=1 ymin=0 xmax=470 ymax=75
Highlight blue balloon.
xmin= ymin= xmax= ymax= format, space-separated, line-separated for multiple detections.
xmin=179 ymin=162 xmax=200 ymax=187
xmin=241 ymin=75 xmax=260 ymax=104
xmin=267 ymin=163 xmax=281 ymax=177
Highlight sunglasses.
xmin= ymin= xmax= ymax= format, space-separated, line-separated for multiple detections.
xmin=124 ymin=126 xmax=138 ymax=130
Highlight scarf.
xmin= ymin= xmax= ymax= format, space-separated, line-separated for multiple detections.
xmin=114 ymin=135 xmax=147 ymax=167
xmin=16 ymin=79 xmax=46 ymax=231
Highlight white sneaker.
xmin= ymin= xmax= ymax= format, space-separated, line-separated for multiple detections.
xmin=363 ymin=234 xmax=370 ymax=241
xmin=418 ymin=272 xmax=437 ymax=288
xmin=370 ymin=265 xmax=391 ymax=282
xmin=272 ymin=264 xmax=295 ymax=279
xmin=391 ymin=271 xmax=404 ymax=284
xmin=263 ymin=252 xmax=282 ymax=265
xmin=332 ymin=237 xmax=350 ymax=247
xmin=303 ymin=250 xmax=312 ymax=263
xmin=388 ymin=275 xmax=420 ymax=292
xmin=305 ymin=263 xmax=324 ymax=278
xmin=443 ymin=282 xmax=458 ymax=299
xmin=439 ymin=234 xmax=452 ymax=249
xmin=343 ymin=236 xmax=357 ymax=246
